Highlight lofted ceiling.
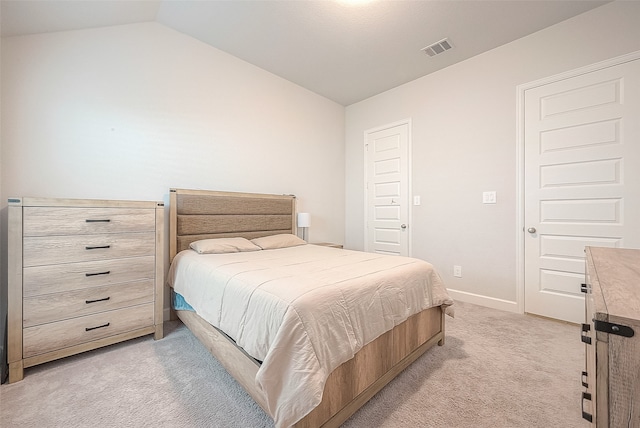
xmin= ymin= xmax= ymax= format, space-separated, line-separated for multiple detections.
xmin=1 ymin=0 xmax=610 ymax=105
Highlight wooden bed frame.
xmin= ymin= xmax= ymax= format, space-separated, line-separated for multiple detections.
xmin=168 ymin=188 xmax=446 ymax=428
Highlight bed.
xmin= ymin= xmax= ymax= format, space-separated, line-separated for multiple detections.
xmin=167 ymin=188 xmax=453 ymax=428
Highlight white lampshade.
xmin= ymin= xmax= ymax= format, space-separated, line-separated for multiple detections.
xmin=297 ymin=212 xmax=311 ymax=228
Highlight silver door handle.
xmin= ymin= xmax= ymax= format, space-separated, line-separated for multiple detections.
xmin=401 ymin=224 xmax=407 ymax=229
xmin=527 ymin=227 xmax=536 ymax=234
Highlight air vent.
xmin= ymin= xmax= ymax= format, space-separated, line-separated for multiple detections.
xmin=422 ymin=38 xmax=453 ymax=57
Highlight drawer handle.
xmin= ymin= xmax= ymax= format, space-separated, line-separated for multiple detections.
xmin=85 ymin=245 xmax=111 ymax=250
xmin=85 ymin=270 xmax=111 ymax=277
xmin=581 ymin=371 xmax=588 ymax=388
xmin=581 ymin=323 xmax=592 ymax=345
xmin=86 ymin=297 xmax=110 ymax=304
xmin=594 ymin=320 xmax=635 ymax=338
xmin=85 ymin=323 xmax=110 ymax=332
xmin=581 ymin=392 xmax=593 ymax=422
xmin=86 ymin=219 xmax=111 ymax=223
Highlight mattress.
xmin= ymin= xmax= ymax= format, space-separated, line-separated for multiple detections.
xmin=167 ymin=244 xmax=453 ymax=427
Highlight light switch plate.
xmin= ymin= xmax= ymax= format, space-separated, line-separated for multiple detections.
xmin=453 ymin=265 xmax=462 ymax=278
xmin=413 ymin=196 xmax=421 ymax=206
xmin=483 ymin=191 xmax=497 ymax=204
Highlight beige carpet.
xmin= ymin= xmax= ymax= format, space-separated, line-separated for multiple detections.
xmin=0 ymin=301 xmax=588 ymax=427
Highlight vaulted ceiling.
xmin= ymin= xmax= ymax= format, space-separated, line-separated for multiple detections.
xmin=1 ymin=0 xmax=610 ymax=105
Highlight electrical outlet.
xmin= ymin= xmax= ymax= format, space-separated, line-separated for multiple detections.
xmin=453 ymin=265 xmax=462 ymax=278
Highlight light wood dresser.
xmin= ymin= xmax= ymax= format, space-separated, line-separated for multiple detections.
xmin=582 ymin=246 xmax=640 ymax=427
xmin=7 ymin=197 xmax=164 ymax=383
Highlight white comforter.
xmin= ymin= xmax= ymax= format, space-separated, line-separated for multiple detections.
xmin=167 ymin=244 xmax=453 ymax=427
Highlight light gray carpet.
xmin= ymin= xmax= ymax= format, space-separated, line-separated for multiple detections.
xmin=0 ymin=301 xmax=589 ymax=427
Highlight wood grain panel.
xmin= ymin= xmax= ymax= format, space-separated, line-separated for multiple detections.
xmin=393 ymin=306 xmax=442 ymax=363
xmin=22 ymin=327 xmax=157 ymax=369
xmin=23 ymin=280 xmax=154 ymax=327
xmin=352 ymin=328 xmax=395 ymax=396
xmin=608 ymin=323 xmax=640 ymax=426
xmin=23 ymin=303 xmax=154 ymax=358
xmin=23 ymin=232 xmax=156 ymax=266
xmin=18 ymin=197 xmax=158 ymax=209
xmin=594 ymin=340 xmax=608 ymax=425
xmin=23 ymin=256 xmax=155 ymax=297
xmin=154 ymin=204 xmax=165 ymax=340
xmin=7 ymin=203 xmax=24 ymax=375
xmin=23 ymin=207 xmax=155 ymax=236
xmin=297 ymin=328 xmax=396 ymax=427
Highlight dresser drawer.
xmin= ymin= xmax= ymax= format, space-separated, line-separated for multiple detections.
xmin=23 ymin=303 xmax=155 ymax=358
xmin=23 ymin=280 xmax=154 ymax=327
xmin=23 ymin=256 xmax=155 ymax=297
xmin=23 ymin=207 xmax=155 ymax=236
xmin=23 ymin=232 xmax=156 ymax=267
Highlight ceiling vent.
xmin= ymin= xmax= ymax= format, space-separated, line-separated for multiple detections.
xmin=422 ymin=38 xmax=453 ymax=57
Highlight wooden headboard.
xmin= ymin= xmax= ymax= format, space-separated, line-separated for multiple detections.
xmin=169 ymin=189 xmax=296 ymax=261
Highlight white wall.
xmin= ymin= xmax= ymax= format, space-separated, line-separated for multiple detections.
xmin=0 ymin=22 xmax=345 ymax=326
xmin=1 ymin=22 xmax=345 ymax=244
xmin=345 ymin=1 xmax=640 ymax=310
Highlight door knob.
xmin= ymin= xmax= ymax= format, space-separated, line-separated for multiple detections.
xmin=527 ymin=227 xmax=537 ymax=234
xmin=401 ymin=224 xmax=407 ymax=229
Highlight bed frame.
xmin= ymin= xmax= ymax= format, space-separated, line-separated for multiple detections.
xmin=168 ymin=188 xmax=446 ymax=428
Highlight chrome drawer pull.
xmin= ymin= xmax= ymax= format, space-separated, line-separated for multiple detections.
xmin=85 ymin=322 xmax=110 ymax=332
xmin=85 ymin=245 xmax=111 ymax=250
xmin=85 ymin=297 xmax=110 ymax=304
xmin=86 ymin=219 xmax=111 ymax=223
xmin=85 ymin=270 xmax=111 ymax=277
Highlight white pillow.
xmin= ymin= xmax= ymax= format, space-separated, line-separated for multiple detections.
xmin=251 ymin=234 xmax=307 ymax=250
xmin=189 ymin=237 xmax=261 ymax=254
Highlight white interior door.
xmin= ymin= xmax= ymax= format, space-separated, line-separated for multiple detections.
xmin=523 ymin=58 xmax=640 ymax=323
xmin=364 ymin=121 xmax=410 ymax=256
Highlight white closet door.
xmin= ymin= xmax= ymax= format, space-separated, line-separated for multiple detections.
xmin=524 ymin=58 xmax=640 ymax=323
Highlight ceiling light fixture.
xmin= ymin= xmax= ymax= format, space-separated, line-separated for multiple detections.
xmin=422 ymin=38 xmax=453 ymax=57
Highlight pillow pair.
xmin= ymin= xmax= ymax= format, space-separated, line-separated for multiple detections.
xmin=190 ymin=234 xmax=306 ymax=254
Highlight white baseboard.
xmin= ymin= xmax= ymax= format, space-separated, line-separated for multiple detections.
xmin=447 ymin=289 xmax=520 ymax=314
